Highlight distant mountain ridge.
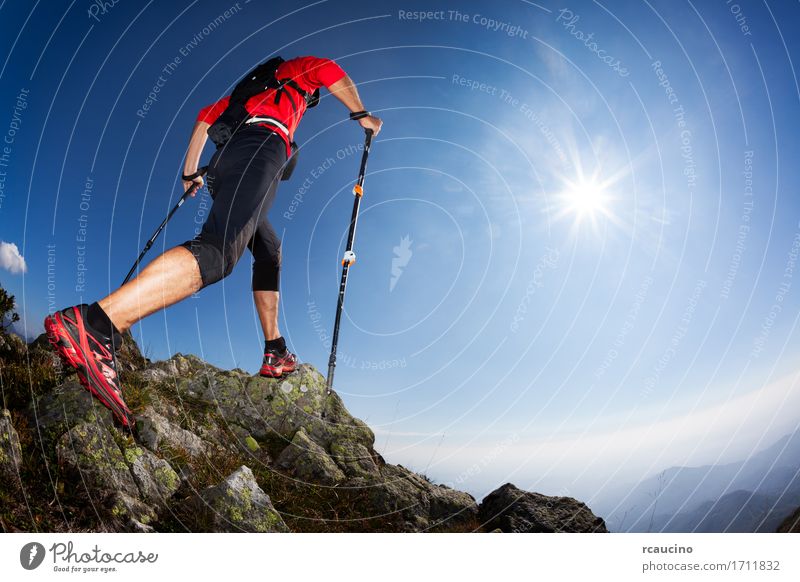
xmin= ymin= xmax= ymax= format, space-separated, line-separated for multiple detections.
xmin=595 ymin=429 xmax=800 ymax=532
xmin=660 ymin=488 xmax=800 ymax=533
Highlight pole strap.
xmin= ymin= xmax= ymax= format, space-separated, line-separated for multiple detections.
xmin=181 ymin=166 xmax=208 ymax=182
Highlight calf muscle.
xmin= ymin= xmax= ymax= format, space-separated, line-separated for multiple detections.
xmin=99 ymin=246 xmax=202 ymax=332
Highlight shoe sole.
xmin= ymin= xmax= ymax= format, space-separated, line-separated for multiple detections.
xmin=259 ymin=365 xmax=283 ymax=378
xmin=44 ymin=313 xmax=134 ymax=428
xmin=259 ymin=361 xmax=296 ymax=378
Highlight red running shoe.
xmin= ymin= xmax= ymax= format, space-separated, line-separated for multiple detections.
xmin=44 ymin=305 xmax=134 ymax=428
xmin=259 ymin=346 xmax=297 ymax=378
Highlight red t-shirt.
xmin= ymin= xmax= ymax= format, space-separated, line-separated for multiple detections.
xmin=197 ymin=55 xmax=346 ymax=156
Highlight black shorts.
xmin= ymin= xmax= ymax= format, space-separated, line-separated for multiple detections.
xmin=181 ymin=125 xmax=288 ymax=291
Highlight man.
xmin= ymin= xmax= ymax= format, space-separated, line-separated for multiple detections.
xmin=44 ymin=55 xmax=383 ymax=428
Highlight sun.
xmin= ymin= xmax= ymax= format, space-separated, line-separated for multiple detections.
xmin=551 ymin=172 xmax=616 ymax=231
xmin=565 ymin=179 xmax=608 ymax=216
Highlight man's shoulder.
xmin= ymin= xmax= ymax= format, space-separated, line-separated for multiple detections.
xmin=278 ymin=56 xmax=342 ymax=88
xmin=283 ymin=54 xmax=317 ymax=65
xmin=280 ymin=56 xmax=329 ymax=76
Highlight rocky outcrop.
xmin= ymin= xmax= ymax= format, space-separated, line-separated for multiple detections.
xmin=478 ymin=483 xmax=608 ymax=533
xmin=0 ymin=329 xmax=607 ymax=533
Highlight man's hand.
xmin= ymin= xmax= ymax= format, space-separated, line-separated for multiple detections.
xmin=328 ymin=75 xmax=383 ymax=136
xmin=359 ymin=115 xmax=383 ymax=136
xmin=183 ymin=175 xmax=204 ymax=196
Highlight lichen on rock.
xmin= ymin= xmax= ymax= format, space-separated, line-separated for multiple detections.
xmin=275 ymin=427 xmax=345 ymax=485
xmin=135 ymin=407 xmax=209 ymax=459
xmin=187 ymin=466 xmax=289 ymax=532
xmin=125 ymin=445 xmax=180 ymax=507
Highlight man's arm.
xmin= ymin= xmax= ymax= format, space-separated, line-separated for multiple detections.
xmin=182 ymin=120 xmax=210 ymax=194
xmin=181 ymin=95 xmax=230 ymax=193
xmin=327 ymin=75 xmax=383 ymax=135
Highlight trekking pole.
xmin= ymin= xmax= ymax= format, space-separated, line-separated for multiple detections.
xmin=122 ymin=166 xmax=207 ymax=286
xmin=326 ymin=129 xmax=374 ymax=393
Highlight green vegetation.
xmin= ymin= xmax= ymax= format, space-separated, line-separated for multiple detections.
xmin=0 ymin=287 xmax=20 ymax=333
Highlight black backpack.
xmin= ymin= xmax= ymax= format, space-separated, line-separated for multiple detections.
xmin=207 ymin=56 xmax=319 ymax=179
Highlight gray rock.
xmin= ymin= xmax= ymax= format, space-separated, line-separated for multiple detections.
xmin=32 ymin=382 xmax=115 ymax=444
xmin=181 ymin=363 xmax=376 ymax=460
xmin=135 ymin=408 xmax=209 ymax=459
xmin=108 ymin=492 xmax=157 ymax=532
xmin=55 ymin=422 xmax=162 ymax=530
xmin=479 ymin=483 xmax=608 ymax=533
xmin=127 ymin=518 xmax=155 ymax=533
xmin=426 ymin=481 xmax=481 ymax=528
xmin=227 ymin=424 xmax=272 ymax=464
xmin=329 ymin=439 xmax=380 ymax=478
xmin=276 ymin=427 xmax=345 ymax=485
xmin=0 ymin=409 xmax=22 ymax=482
xmin=56 ymin=422 xmax=140 ymax=498
xmin=192 ymin=466 xmax=288 ymax=532
xmin=349 ymin=464 xmax=479 ymax=532
xmin=138 ymin=368 xmax=171 ymax=383
xmin=123 ymin=445 xmax=180 ymax=507
xmin=150 ymin=353 xmax=207 ymax=378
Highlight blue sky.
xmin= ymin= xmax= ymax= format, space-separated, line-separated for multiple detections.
xmin=1 ymin=0 xmax=799 ymax=501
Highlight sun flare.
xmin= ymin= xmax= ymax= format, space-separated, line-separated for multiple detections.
xmin=551 ymin=171 xmax=617 ymax=232
xmin=565 ymin=179 xmax=608 ymax=216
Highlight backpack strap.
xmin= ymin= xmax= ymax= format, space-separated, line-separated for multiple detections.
xmin=273 ymin=78 xmax=319 ymax=108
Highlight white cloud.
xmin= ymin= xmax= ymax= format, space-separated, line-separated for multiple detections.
xmin=0 ymin=241 xmax=27 ymax=274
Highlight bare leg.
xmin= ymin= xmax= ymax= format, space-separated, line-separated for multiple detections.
xmin=99 ymin=246 xmax=202 ymax=333
xmin=253 ymin=290 xmax=280 ymax=341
